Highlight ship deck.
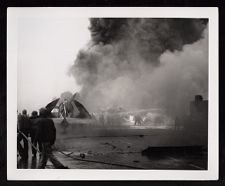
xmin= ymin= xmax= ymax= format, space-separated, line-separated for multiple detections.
xmin=17 ymin=124 xmax=207 ymax=170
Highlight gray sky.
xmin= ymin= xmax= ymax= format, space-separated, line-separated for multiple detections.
xmin=17 ymin=18 xmax=90 ymax=113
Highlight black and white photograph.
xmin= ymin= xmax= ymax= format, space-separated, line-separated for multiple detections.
xmin=7 ymin=7 xmax=218 ymax=180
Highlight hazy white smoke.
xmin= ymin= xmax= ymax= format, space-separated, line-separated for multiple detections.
xmin=70 ymin=18 xmax=208 ymax=116
xmin=145 ymin=28 xmax=208 ymax=116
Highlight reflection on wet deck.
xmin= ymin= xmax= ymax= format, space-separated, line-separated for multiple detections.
xmin=17 ymin=139 xmax=54 ymax=169
xmin=17 ymin=132 xmax=207 ymax=170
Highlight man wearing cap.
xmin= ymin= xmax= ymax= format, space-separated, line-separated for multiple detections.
xmin=36 ymin=108 xmax=68 ymax=169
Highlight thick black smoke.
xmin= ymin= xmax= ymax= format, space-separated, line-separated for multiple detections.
xmin=70 ymin=18 xmax=208 ymax=115
xmin=89 ymin=18 xmax=207 ymax=62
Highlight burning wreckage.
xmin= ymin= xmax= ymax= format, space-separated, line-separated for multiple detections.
xmin=45 ymin=92 xmax=174 ymax=129
xmin=46 ymin=93 xmax=208 ymax=142
xmin=45 ymin=93 xmax=208 ymax=132
xmin=40 ymin=93 xmax=208 ymax=170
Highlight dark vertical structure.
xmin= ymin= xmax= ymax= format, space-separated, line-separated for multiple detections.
xmin=190 ymin=95 xmax=208 ymax=119
xmin=188 ymin=95 xmax=208 ymax=146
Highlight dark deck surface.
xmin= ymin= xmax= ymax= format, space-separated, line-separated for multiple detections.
xmin=17 ymin=127 xmax=207 ymax=170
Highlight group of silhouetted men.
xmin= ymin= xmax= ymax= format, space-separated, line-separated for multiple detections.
xmin=17 ymin=108 xmax=68 ymax=169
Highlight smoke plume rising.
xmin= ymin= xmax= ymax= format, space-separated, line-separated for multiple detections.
xmin=70 ymin=18 xmax=208 ymax=116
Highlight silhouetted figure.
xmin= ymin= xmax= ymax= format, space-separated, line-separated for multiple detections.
xmin=59 ymin=99 xmax=69 ymax=118
xmin=134 ymin=115 xmax=142 ymax=125
xmin=36 ymin=108 xmax=67 ymax=169
xmin=99 ymin=111 xmax=105 ymax=125
xmin=30 ymin=111 xmax=42 ymax=157
xmin=174 ymin=116 xmax=181 ymax=130
xmin=17 ymin=109 xmax=31 ymax=160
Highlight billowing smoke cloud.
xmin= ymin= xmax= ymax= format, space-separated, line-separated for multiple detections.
xmin=70 ymin=18 xmax=208 ymax=116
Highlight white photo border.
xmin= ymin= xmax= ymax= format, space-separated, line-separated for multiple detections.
xmin=7 ymin=7 xmax=218 ymax=180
